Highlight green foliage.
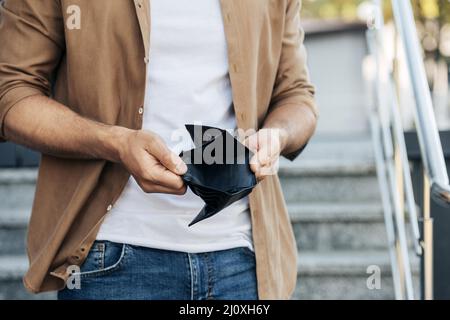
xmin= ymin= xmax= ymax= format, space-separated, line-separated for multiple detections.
xmin=301 ymin=0 xmax=450 ymax=58
xmin=301 ymin=0 xmax=366 ymax=20
xmin=301 ymin=0 xmax=450 ymax=23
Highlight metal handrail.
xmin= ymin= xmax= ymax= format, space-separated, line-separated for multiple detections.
xmin=366 ymin=0 xmax=423 ymax=300
xmin=366 ymin=29 xmax=416 ymax=300
xmin=367 ymin=0 xmax=450 ymax=300
xmin=391 ymin=0 xmax=450 ymax=301
xmin=369 ymin=113 xmax=403 ymax=299
xmin=391 ymin=0 xmax=450 ymax=206
xmin=389 ymin=73 xmax=422 ymax=256
xmin=367 ymin=3 xmax=422 ymax=255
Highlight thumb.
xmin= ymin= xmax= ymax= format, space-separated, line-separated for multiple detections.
xmin=148 ymin=138 xmax=187 ymax=175
xmin=244 ymin=133 xmax=259 ymax=153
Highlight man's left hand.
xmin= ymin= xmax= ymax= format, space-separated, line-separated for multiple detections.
xmin=245 ymin=128 xmax=288 ymax=181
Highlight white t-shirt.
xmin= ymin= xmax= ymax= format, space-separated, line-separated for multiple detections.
xmin=96 ymin=0 xmax=253 ymax=252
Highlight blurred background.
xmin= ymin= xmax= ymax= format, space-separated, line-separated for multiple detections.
xmin=1 ymin=0 xmax=450 ymax=300
xmin=301 ymin=0 xmax=450 ymax=129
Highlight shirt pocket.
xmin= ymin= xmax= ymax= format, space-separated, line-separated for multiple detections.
xmin=78 ymin=241 xmax=127 ymax=278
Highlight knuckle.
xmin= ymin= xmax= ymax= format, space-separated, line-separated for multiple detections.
xmin=143 ymin=187 xmax=153 ymax=194
xmin=174 ymin=186 xmax=187 ymax=195
xmin=146 ymin=132 xmax=163 ymax=150
xmin=138 ymin=181 xmax=154 ymax=193
xmin=137 ymin=167 xmax=152 ymax=180
xmin=142 ymin=169 xmax=158 ymax=183
xmin=146 ymin=131 xmax=158 ymax=141
xmin=161 ymin=152 xmax=174 ymax=166
xmin=150 ymin=170 xmax=165 ymax=184
xmin=174 ymin=179 xmax=185 ymax=190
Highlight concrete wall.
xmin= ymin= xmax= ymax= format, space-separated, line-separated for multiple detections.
xmin=303 ymin=22 xmax=370 ymax=139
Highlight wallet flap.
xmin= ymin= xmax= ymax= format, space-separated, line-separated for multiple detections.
xmin=180 ymin=124 xmax=257 ymax=227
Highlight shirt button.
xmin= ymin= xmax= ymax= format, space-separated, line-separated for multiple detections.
xmin=232 ymin=63 xmax=239 ymax=73
xmin=138 ymin=107 xmax=144 ymax=115
xmin=144 ymin=57 xmax=149 ymax=64
xmin=107 ymin=204 xmax=113 ymax=212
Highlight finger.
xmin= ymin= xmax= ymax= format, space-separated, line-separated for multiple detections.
xmin=251 ymin=147 xmax=273 ymax=168
xmin=249 ymin=153 xmax=273 ymax=175
xmin=147 ymin=136 xmax=187 ymax=175
xmin=136 ymin=149 xmax=186 ymax=190
xmin=254 ymin=156 xmax=279 ymax=179
xmin=149 ymin=164 xmax=186 ymax=190
xmin=244 ymin=133 xmax=259 ymax=153
xmin=154 ymin=183 xmax=187 ymax=195
xmin=254 ymin=166 xmax=267 ymax=182
xmin=251 ymin=162 xmax=271 ymax=178
xmin=139 ymin=180 xmax=187 ymax=195
xmin=249 ymin=155 xmax=261 ymax=175
xmin=259 ymin=163 xmax=277 ymax=177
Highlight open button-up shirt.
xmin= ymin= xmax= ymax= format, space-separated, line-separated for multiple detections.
xmin=0 ymin=0 xmax=316 ymax=299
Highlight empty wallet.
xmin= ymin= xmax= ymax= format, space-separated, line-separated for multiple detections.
xmin=179 ymin=124 xmax=258 ymax=226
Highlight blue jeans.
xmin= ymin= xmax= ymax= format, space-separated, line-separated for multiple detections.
xmin=58 ymin=241 xmax=258 ymax=300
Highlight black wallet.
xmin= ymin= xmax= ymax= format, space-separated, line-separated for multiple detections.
xmin=179 ymin=124 xmax=258 ymax=226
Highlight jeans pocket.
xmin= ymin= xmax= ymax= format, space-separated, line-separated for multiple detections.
xmin=239 ymin=246 xmax=256 ymax=259
xmin=78 ymin=241 xmax=127 ymax=279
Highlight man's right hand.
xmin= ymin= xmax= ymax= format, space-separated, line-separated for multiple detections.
xmin=3 ymin=96 xmax=187 ymax=195
xmin=117 ymin=129 xmax=188 ymax=195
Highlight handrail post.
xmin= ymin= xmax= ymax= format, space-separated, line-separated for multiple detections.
xmin=370 ymin=113 xmax=404 ymax=299
xmin=366 ymin=4 xmax=416 ymax=297
xmin=422 ymin=173 xmax=433 ymax=300
xmin=390 ymin=0 xmax=450 ymax=300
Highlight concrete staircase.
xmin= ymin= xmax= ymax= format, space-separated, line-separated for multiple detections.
xmin=0 ymin=169 xmax=55 ymax=299
xmin=279 ymin=136 xmax=419 ymax=300
xmin=0 ymin=137 xmax=419 ymax=300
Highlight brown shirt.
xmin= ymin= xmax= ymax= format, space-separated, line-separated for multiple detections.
xmin=0 ymin=0 xmax=316 ymax=299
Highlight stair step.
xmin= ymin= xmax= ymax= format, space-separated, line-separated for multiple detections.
xmin=295 ymin=250 xmax=420 ymax=300
xmin=0 ymin=169 xmax=36 ymax=212
xmin=288 ymin=202 xmax=382 ymax=222
xmin=0 ymin=255 xmax=28 ymax=281
xmin=280 ymin=174 xmax=380 ymax=204
xmin=0 ymin=255 xmax=56 ymax=300
xmin=288 ymin=203 xmax=388 ymax=251
xmin=297 ymin=250 xmax=420 ymax=275
xmin=278 ymin=136 xmax=379 ymax=203
xmin=293 ymin=136 xmax=374 ymax=164
xmin=0 ymin=169 xmax=37 ymax=184
xmin=279 ymin=157 xmax=380 ymax=203
xmin=0 ymin=208 xmax=29 ymax=256
xmin=279 ymin=158 xmax=376 ymax=177
xmin=0 ymin=208 xmax=31 ymax=227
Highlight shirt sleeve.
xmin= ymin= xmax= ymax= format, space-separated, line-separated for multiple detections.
xmin=0 ymin=0 xmax=65 ymax=142
xmin=269 ymin=0 xmax=318 ymax=161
